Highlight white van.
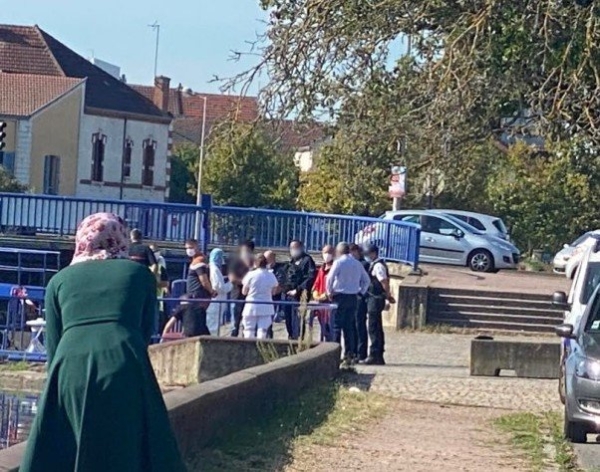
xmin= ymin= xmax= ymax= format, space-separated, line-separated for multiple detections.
xmin=554 ymin=244 xmax=600 ymax=403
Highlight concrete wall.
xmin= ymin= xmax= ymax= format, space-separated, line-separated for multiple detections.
xmin=14 ymin=121 xmax=32 ymax=186
xmin=166 ymin=342 xmax=340 ymax=456
xmin=75 ymin=114 xmax=169 ymax=201
xmin=148 ymin=337 xmax=202 ymax=387
xmin=29 ymin=86 xmax=83 ymax=195
xmin=0 ymin=342 xmax=340 ymax=471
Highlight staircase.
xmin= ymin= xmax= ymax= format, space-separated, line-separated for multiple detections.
xmin=428 ymin=288 xmax=563 ymax=333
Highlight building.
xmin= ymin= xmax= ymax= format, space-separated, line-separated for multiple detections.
xmin=132 ymin=83 xmax=326 ymax=171
xmin=0 ymin=25 xmax=172 ymax=201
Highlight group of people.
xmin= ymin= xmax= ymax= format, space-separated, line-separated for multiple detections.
xmin=155 ymin=234 xmax=394 ymax=367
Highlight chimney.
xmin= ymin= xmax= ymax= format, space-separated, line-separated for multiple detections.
xmin=153 ymin=76 xmax=171 ymax=112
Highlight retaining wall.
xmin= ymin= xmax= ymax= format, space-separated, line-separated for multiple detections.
xmin=0 ymin=340 xmax=340 ymax=471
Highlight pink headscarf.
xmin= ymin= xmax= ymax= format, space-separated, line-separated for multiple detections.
xmin=71 ymin=213 xmax=129 ymax=265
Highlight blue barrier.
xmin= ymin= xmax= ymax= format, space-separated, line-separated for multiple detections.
xmin=0 ymin=193 xmax=420 ymax=267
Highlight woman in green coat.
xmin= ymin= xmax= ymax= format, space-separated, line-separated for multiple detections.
xmin=20 ymin=212 xmax=186 ymax=472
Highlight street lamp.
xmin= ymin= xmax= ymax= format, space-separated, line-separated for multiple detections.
xmin=193 ymin=96 xmax=208 ymax=241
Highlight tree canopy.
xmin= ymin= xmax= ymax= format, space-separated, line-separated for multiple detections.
xmin=0 ymin=167 xmax=26 ymax=193
xmin=170 ymin=122 xmax=299 ymax=209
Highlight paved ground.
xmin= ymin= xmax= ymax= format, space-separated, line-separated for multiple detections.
xmin=355 ymin=331 xmax=560 ymax=412
xmin=413 ymin=264 xmax=570 ymax=295
xmin=284 ymin=328 xmax=566 ymax=471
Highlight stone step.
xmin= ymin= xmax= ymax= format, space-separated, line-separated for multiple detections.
xmin=430 ymin=310 xmax=562 ymax=325
xmin=426 ymin=317 xmax=556 ymax=333
xmin=430 ymin=288 xmax=555 ymax=302
xmin=429 ymin=302 xmax=563 ymax=317
xmin=430 ymin=293 xmax=557 ymax=311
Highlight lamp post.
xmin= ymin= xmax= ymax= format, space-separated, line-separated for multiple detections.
xmin=193 ymin=96 xmax=208 ymax=241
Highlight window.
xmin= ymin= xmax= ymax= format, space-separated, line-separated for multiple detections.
xmin=142 ymin=139 xmax=156 ymax=187
xmin=122 ymin=138 xmax=133 ymax=180
xmin=580 ymin=262 xmax=600 ymax=305
xmin=467 ymin=217 xmax=486 ymax=231
xmin=492 ymin=219 xmax=508 ymax=234
xmin=0 ymin=151 xmax=15 ymax=175
xmin=449 ymin=214 xmax=468 ymax=223
xmin=421 ymin=216 xmax=457 ymax=236
xmin=395 ymin=214 xmax=419 ymax=224
xmin=91 ymin=133 xmax=106 ymax=182
xmin=43 ymin=155 xmax=60 ymax=195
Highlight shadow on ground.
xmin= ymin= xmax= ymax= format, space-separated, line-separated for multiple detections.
xmin=186 ymin=372 xmax=376 ymax=472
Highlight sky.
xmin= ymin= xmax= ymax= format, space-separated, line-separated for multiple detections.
xmin=4 ymin=0 xmax=268 ymax=94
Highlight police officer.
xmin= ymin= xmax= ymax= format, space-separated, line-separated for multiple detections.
xmin=364 ymin=244 xmax=395 ymax=365
xmin=350 ymin=243 xmax=370 ymax=362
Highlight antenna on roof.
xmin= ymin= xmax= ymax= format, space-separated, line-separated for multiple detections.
xmin=148 ymin=21 xmax=160 ymax=79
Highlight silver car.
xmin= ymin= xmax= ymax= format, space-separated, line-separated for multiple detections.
xmin=554 ymin=231 xmax=600 ymax=275
xmin=357 ymin=210 xmax=520 ymax=272
xmin=431 ymin=209 xmax=510 ymax=241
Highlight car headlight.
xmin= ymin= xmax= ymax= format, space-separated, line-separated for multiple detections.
xmin=490 ymin=240 xmax=512 ymax=252
xmin=576 ymin=358 xmax=600 ymax=380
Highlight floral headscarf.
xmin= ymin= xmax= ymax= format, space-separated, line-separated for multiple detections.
xmin=71 ymin=213 xmax=129 ymax=265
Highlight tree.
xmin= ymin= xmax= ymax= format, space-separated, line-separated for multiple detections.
xmin=486 ymin=141 xmax=600 ymax=253
xmin=202 ymin=122 xmax=299 ymax=209
xmin=169 ymin=144 xmax=197 ymax=204
xmin=228 ymin=1 xmax=600 ymax=147
xmin=0 ymin=167 xmax=26 ymax=193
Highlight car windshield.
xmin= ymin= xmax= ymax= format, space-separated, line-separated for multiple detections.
xmin=441 ymin=214 xmax=480 ymax=234
xmin=572 ymin=233 xmax=591 ymax=247
xmin=580 ymin=262 xmax=600 ymax=305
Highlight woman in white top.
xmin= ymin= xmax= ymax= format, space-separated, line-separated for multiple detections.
xmin=206 ymin=248 xmax=232 ymax=335
xmin=241 ymin=255 xmax=279 ymax=339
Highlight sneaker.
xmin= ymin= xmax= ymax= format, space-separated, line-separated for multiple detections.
xmin=340 ymin=358 xmax=352 ymax=368
xmin=364 ymin=356 xmax=385 ymax=366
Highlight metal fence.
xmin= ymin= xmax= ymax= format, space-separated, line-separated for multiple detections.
xmin=0 ymin=193 xmax=420 ymax=267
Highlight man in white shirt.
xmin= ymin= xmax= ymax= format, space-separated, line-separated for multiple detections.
xmin=326 ymin=242 xmax=370 ymax=366
xmin=364 ymin=244 xmax=395 ymax=365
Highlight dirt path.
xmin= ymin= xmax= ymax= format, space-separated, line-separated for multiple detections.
xmin=286 ymin=400 xmax=526 ymax=472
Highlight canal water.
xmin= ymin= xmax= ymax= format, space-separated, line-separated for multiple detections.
xmin=0 ymin=391 xmax=38 ymax=449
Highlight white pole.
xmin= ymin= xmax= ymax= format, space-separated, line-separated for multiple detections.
xmin=149 ymin=22 xmax=160 ymax=79
xmin=194 ymin=96 xmax=208 ymax=241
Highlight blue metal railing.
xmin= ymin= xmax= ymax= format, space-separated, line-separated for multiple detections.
xmin=0 ymin=193 xmax=420 ymax=267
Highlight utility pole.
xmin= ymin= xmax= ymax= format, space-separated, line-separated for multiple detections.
xmin=149 ymin=22 xmax=160 ymax=78
xmin=193 ymin=96 xmax=208 ymax=241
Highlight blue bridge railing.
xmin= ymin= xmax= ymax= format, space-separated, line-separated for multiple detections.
xmin=0 ymin=193 xmax=420 ymax=267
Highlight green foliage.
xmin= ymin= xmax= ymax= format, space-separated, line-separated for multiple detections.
xmin=487 ymin=141 xmax=600 ymax=252
xmin=169 ymin=144 xmax=197 ymax=204
xmin=0 ymin=167 xmax=26 ymax=193
xmin=203 ymin=122 xmax=299 ymax=209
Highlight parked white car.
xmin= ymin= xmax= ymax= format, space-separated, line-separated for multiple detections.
xmin=431 ymin=210 xmax=510 ymax=241
xmin=355 ymin=210 xmax=520 ymax=272
xmin=553 ymin=244 xmax=600 ymax=404
xmin=561 ymin=231 xmax=600 ymax=279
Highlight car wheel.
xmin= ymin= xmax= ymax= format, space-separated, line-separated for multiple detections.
xmin=564 ymin=407 xmax=587 ymax=443
xmin=468 ymin=250 xmax=495 ymax=273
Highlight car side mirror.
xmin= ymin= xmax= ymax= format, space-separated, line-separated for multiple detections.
xmin=555 ymin=324 xmax=575 ymax=339
xmin=451 ymin=229 xmax=464 ymax=239
xmin=552 ymin=291 xmax=569 ymax=308
xmin=563 ymin=243 xmax=570 ymax=249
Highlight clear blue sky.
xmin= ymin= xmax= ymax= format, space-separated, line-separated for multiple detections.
xmin=4 ymin=0 xmax=267 ymax=94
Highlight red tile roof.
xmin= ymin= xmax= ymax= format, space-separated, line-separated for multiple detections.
xmin=131 ymin=85 xmax=258 ymax=121
xmin=0 ymin=24 xmax=168 ymax=120
xmin=0 ymin=73 xmax=83 ymax=117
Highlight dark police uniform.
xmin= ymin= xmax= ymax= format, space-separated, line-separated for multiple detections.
xmin=355 ymin=257 xmax=370 ymax=361
xmin=284 ymin=252 xmax=316 ymax=339
xmin=366 ymin=258 xmax=389 ymax=362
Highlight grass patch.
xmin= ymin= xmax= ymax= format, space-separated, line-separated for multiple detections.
xmin=495 ymin=411 xmax=579 ymax=471
xmin=0 ymin=361 xmax=32 ymax=372
xmin=186 ymin=380 xmax=389 ymax=471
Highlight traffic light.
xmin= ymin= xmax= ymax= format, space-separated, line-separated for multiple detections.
xmin=0 ymin=121 xmax=6 ymax=151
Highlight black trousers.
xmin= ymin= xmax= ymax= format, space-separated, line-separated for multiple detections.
xmin=332 ymin=293 xmax=358 ymax=359
xmin=367 ymin=298 xmax=386 ymax=358
xmin=231 ymin=301 xmax=244 ymax=337
xmin=355 ymin=295 xmax=368 ymax=360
